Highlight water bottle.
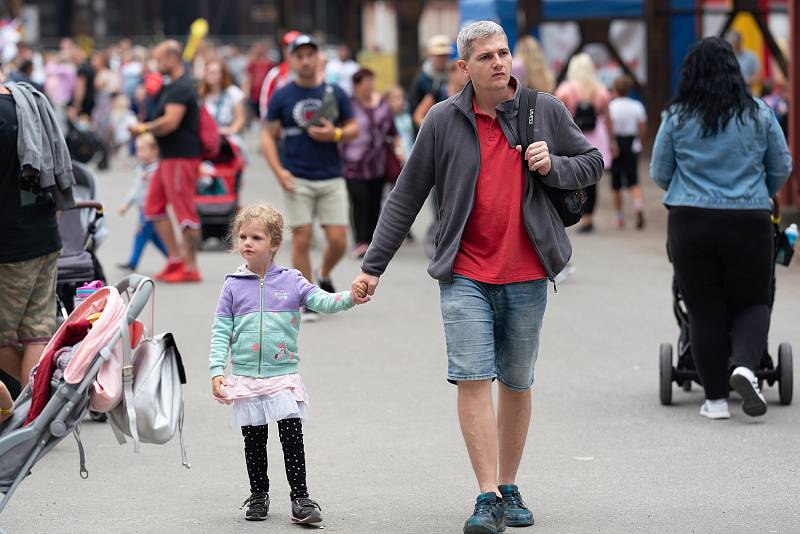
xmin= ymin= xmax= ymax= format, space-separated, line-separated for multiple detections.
xmin=72 ymin=281 xmax=104 ymax=310
xmin=786 ymin=224 xmax=798 ymax=248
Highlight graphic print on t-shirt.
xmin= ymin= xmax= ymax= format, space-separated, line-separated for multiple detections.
xmin=292 ymin=98 xmax=321 ymax=128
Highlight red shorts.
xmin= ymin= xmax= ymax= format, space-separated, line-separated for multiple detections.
xmin=143 ymin=157 xmax=202 ymax=229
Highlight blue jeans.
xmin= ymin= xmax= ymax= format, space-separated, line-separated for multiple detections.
xmin=439 ymin=276 xmax=547 ymax=391
xmin=127 ymin=210 xmax=168 ymax=268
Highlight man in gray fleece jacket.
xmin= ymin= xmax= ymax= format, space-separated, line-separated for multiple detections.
xmin=352 ymin=21 xmax=602 ymax=534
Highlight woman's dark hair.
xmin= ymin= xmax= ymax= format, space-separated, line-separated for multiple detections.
xmin=352 ymin=68 xmax=375 ymax=86
xmin=669 ymin=36 xmax=757 ymax=137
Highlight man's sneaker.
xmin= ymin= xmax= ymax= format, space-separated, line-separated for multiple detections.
xmin=699 ymin=399 xmax=730 ymax=420
xmin=499 ymin=484 xmax=534 ymax=527
xmin=155 ymin=259 xmax=183 ymax=281
xmin=241 ymin=492 xmax=269 ymax=521
xmin=300 ymin=306 xmax=319 ymax=323
xmin=291 ymin=497 xmax=322 ymax=524
xmin=730 ymin=366 xmax=768 ymax=417
xmin=317 ymin=276 xmax=336 ymax=294
xmin=160 ymin=268 xmax=202 ymax=283
xmin=464 ymin=492 xmax=506 ymax=534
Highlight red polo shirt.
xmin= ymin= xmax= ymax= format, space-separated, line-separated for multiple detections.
xmin=452 ymin=101 xmax=548 ymax=284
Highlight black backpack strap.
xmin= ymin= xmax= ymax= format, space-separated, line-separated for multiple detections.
xmin=517 ymin=88 xmax=539 ymax=173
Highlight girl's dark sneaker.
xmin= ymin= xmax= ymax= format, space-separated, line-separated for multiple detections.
xmin=499 ymin=484 xmax=534 ymax=527
xmin=241 ymin=492 xmax=269 ymax=521
xmin=291 ymin=497 xmax=323 ymax=524
xmin=463 ymin=492 xmax=506 ymax=534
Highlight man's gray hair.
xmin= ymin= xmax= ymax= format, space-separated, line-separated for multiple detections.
xmin=457 ymin=21 xmax=507 ymax=61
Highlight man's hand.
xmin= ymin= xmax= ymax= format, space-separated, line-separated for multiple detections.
xmin=352 ymin=272 xmax=379 ymax=304
xmin=516 ymin=141 xmax=552 ymax=176
xmin=276 ymin=168 xmax=296 ymax=193
xmin=129 ymin=122 xmax=145 ymax=137
xmin=211 ymin=376 xmax=226 ymax=399
xmin=350 ymin=281 xmax=370 ymax=304
xmin=307 ymin=118 xmax=337 ymax=143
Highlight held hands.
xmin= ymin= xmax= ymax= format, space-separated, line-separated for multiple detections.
xmin=211 ymin=375 xmax=226 ymax=399
xmin=515 ymin=141 xmax=552 ymax=176
xmin=307 ymin=118 xmax=338 ymax=143
xmin=350 ymin=281 xmax=370 ymax=305
xmin=351 ymin=272 xmax=379 ymax=305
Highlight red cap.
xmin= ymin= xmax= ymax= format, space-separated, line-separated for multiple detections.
xmin=282 ymin=30 xmax=302 ymax=47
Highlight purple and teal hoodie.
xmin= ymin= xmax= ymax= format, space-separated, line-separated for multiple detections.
xmin=209 ymin=263 xmax=354 ymax=379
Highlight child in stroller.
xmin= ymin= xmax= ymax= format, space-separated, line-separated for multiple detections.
xmin=195 ymin=136 xmax=245 ymax=246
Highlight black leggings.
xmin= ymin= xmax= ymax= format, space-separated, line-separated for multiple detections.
xmin=241 ymin=418 xmax=309 ymax=499
xmin=667 ymin=206 xmax=773 ymax=400
xmin=346 ymin=178 xmax=384 ymax=245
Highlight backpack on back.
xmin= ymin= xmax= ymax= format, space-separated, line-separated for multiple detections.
xmin=198 ymin=105 xmax=221 ymax=160
xmin=518 ymin=89 xmax=587 ymax=227
xmin=573 ymin=101 xmax=597 ymax=131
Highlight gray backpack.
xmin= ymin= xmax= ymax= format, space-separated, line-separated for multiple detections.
xmin=107 ymin=281 xmax=190 ymax=468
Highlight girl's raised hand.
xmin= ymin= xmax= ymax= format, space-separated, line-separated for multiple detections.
xmin=211 ymin=375 xmax=226 ymax=399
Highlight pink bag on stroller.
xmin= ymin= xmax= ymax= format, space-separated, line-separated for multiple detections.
xmin=62 ymin=286 xmax=144 ymax=412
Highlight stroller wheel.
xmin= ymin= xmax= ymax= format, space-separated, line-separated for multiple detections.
xmin=778 ymin=343 xmax=793 ymax=405
xmin=89 ymin=410 xmax=107 ymax=422
xmin=660 ymin=343 xmax=674 ymax=406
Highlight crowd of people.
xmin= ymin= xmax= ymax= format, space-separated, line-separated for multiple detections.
xmin=0 ymin=19 xmax=795 ymax=534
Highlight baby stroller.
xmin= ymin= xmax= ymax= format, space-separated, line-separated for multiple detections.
xmin=0 ymin=275 xmax=154 ymax=516
xmin=659 ymin=221 xmax=794 ymax=406
xmin=57 ymin=161 xmax=108 ymax=320
xmin=195 ymin=136 xmax=245 ymax=245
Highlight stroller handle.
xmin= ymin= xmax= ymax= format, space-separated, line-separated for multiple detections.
xmin=68 ymin=200 xmax=103 ymax=212
xmin=114 ymin=274 xmax=154 ymax=326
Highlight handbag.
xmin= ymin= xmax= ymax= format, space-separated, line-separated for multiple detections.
xmin=107 ymin=280 xmax=190 ymax=468
xmin=384 ymin=138 xmax=402 ymax=183
xmin=518 ymin=88 xmax=586 ymax=227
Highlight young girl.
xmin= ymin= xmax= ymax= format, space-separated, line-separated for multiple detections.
xmin=209 ymin=204 xmax=367 ymax=524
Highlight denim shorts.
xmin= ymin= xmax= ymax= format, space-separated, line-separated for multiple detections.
xmin=439 ymin=275 xmax=547 ymax=391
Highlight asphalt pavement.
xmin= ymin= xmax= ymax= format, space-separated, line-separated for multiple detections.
xmin=2 ymin=130 xmax=799 ymax=534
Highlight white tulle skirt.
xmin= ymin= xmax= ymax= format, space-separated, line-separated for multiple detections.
xmin=217 ymin=373 xmax=310 ymax=427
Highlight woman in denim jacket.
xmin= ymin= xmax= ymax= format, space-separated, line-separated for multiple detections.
xmin=650 ymin=37 xmax=792 ymax=420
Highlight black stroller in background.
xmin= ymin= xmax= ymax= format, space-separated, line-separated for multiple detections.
xmin=56 ymin=161 xmax=107 ymax=320
xmin=659 ymin=219 xmax=794 ymax=406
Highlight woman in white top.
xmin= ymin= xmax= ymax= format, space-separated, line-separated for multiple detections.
xmin=200 ymin=60 xmax=247 ymax=141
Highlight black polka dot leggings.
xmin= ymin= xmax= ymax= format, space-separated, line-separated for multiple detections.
xmin=241 ymin=418 xmax=309 ymax=500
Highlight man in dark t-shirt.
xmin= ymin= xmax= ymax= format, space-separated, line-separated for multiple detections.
xmin=261 ymin=34 xmax=358 ymax=320
xmin=131 ymin=40 xmax=203 ymax=283
xmin=0 ymin=76 xmax=61 ymax=391
xmin=67 ymin=49 xmax=96 ymax=119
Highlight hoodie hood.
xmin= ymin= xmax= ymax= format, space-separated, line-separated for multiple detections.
xmin=226 ymin=262 xmax=289 ymax=279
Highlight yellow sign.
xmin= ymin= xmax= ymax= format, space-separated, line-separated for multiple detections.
xmin=357 ymin=51 xmax=398 ymax=94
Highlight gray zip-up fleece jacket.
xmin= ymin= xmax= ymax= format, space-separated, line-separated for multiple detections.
xmin=361 ymin=78 xmax=603 ymax=282
xmin=5 ymin=81 xmax=76 ymax=210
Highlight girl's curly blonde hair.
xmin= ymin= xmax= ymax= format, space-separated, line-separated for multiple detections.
xmin=229 ymin=204 xmax=285 ymax=254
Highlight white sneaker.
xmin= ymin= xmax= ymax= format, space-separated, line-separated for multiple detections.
xmin=699 ymin=399 xmax=730 ymax=420
xmin=729 ymin=366 xmax=767 ymax=417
